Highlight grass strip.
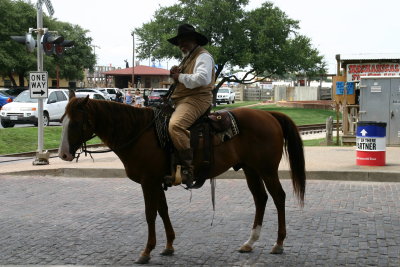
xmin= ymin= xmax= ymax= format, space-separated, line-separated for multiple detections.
xmin=0 ymin=126 xmax=101 ymax=155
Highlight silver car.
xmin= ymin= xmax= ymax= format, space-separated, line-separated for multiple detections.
xmin=77 ymin=88 xmax=111 ymax=100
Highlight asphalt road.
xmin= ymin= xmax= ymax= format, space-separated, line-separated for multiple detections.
xmin=0 ymin=176 xmax=398 ymax=266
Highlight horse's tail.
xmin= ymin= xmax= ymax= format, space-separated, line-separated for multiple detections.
xmin=269 ymin=111 xmax=306 ymax=206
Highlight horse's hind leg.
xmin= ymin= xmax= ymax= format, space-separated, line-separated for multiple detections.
xmin=157 ymin=187 xmax=175 ymax=256
xmin=239 ymin=167 xmax=268 ymax=253
xmin=262 ymin=171 xmax=286 ymax=254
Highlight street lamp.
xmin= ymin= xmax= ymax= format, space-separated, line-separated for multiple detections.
xmin=90 ymin=44 xmax=100 ymax=86
xmin=131 ymin=31 xmax=135 ymax=88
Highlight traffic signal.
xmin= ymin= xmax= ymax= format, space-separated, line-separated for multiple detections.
xmin=41 ymin=32 xmax=64 ymax=56
xmin=54 ymin=40 xmax=75 ymax=56
xmin=10 ymin=33 xmax=36 ymax=52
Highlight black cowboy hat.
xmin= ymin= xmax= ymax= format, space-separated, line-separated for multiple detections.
xmin=168 ymin=24 xmax=208 ymax=46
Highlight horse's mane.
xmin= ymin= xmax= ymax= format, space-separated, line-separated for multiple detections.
xmin=66 ymin=97 xmax=155 ymax=149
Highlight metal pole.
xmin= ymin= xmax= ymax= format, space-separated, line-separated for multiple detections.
xmin=33 ymin=2 xmax=49 ymax=165
xmin=131 ymin=32 xmax=135 ymax=88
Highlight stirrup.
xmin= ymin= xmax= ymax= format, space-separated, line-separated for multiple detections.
xmin=180 ymin=168 xmax=193 ymax=189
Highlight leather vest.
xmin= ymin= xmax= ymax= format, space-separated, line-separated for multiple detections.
xmin=172 ymin=46 xmax=215 ymax=100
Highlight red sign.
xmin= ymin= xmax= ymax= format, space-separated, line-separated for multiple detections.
xmin=347 ymin=63 xmax=400 ymax=81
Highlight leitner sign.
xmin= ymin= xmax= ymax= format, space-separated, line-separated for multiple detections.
xmin=356 ymin=137 xmax=385 ymax=151
xmin=29 ymin=71 xmax=48 ymax=99
xmin=347 ymin=63 xmax=400 ymax=81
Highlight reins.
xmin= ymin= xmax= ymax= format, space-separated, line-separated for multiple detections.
xmin=74 ymin=104 xmax=161 ymax=162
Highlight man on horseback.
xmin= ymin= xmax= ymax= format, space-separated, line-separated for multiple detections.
xmin=167 ymin=23 xmax=215 ymax=188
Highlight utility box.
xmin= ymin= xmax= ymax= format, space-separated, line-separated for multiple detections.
xmin=359 ymin=77 xmax=400 ymax=146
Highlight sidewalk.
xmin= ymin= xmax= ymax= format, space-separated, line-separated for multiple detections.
xmin=1 ymin=146 xmax=399 ymax=182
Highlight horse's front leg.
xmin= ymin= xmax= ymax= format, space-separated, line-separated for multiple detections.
xmin=157 ymin=186 xmax=175 ymax=256
xmin=136 ymin=182 xmax=160 ymax=264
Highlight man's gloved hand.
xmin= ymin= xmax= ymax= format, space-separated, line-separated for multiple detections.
xmin=170 ymin=66 xmax=180 ymax=82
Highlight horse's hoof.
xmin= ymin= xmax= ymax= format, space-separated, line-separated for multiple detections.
xmin=135 ymin=255 xmax=150 ymax=264
xmin=160 ymin=247 xmax=174 ymax=256
xmin=238 ymin=244 xmax=253 ymax=253
xmin=270 ymin=243 xmax=284 ymax=254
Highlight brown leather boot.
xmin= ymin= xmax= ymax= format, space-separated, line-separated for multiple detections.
xmin=177 ymin=148 xmax=194 ymax=188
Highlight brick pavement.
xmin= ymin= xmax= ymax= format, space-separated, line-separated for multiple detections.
xmin=0 ymin=176 xmax=399 ymax=266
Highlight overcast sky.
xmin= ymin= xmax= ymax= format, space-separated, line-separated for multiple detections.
xmin=50 ymin=0 xmax=400 ymax=73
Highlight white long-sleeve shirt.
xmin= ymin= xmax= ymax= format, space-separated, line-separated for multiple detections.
xmin=178 ymin=53 xmax=214 ymax=89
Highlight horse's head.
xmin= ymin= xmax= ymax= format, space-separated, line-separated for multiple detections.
xmin=58 ymin=90 xmax=95 ymax=161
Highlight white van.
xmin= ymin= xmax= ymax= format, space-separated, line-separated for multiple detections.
xmin=0 ymin=89 xmax=69 ymax=128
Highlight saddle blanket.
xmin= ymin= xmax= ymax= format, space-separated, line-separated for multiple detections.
xmin=152 ymin=107 xmax=239 ymax=149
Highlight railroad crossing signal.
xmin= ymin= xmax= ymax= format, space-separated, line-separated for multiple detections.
xmin=42 ymin=32 xmax=64 ymax=56
xmin=10 ymin=33 xmax=36 ymax=52
xmin=54 ymin=40 xmax=75 ymax=56
xmin=11 ymin=31 xmax=74 ymax=56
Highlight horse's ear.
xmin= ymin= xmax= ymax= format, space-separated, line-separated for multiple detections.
xmin=82 ymin=94 xmax=90 ymax=105
xmin=69 ymin=89 xmax=75 ymax=99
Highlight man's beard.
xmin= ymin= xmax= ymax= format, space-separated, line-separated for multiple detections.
xmin=181 ymin=51 xmax=189 ymax=58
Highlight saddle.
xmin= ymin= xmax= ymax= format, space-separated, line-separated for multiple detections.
xmin=152 ymin=104 xmax=239 ymax=188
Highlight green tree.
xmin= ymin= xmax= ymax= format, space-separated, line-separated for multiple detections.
xmin=134 ymin=0 xmax=326 ymax=90
xmin=0 ymin=0 xmax=95 ymax=87
xmin=0 ymin=0 xmax=37 ymax=86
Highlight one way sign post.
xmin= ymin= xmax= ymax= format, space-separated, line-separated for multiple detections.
xmin=29 ymin=71 xmax=48 ymax=98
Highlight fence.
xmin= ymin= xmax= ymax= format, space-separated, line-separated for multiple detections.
xmin=273 ymin=86 xmax=332 ymax=102
xmin=226 ymin=86 xmax=332 ymax=102
xmin=243 ymin=89 xmax=273 ymax=101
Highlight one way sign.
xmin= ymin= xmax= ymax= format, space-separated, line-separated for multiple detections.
xmin=29 ymin=71 xmax=48 ymax=99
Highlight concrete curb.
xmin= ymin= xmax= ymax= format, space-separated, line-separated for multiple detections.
xmin=2 ymin=168 xmax=399 ymax=183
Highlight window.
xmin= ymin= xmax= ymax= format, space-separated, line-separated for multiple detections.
xmin=93 ymin=94 xmax=105 ymax=100
xmin=47 ymin=92 xmax=57 ymax=103
xmin=55 ymin=91 xmax=67 ymax=101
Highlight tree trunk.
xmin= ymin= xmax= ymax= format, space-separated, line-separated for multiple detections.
xmin=18 ymin=73 xmax=25 ymax=87
xmin=7 ymin=72 xmax=17 ymax=87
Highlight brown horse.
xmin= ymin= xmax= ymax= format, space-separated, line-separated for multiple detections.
xmin=58 ymin=91 xmax=306 ymax=264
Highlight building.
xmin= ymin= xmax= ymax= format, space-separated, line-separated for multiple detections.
xmin=84 ymin=65 xmax=118 ymax=88
xmin=103 ymin=65 xmax=171 ymax=89
xmin=335 ymin=54 xmax=400 ymax=146
xmin=1 ymin=73 xmax=71 ymax=88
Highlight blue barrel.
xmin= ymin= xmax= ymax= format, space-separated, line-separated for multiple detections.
xmin=356 ymin=121 xmax=387 ymax=166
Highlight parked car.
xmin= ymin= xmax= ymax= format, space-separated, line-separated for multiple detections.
xmin=99 ymin=88 xmax=119 ymax=101
xmin=0 ymin=88 xmax=11 ymax=95
xmin=147 ymin=88 xmax=169 ymax=106
xmin=1 ymin=87 xmax=25 ymax=97
xmin=0 ymin=89 xmax=69 ymax=128
xmin=75 ymin=92 xmax=106 ymax=100
xmin=95 ymin=88 xmax=116 ymax=100
xmin=76 ymin=88 xmax=111 ymax=100
xmin=216 ymin=87 xmax=235 ymax=104
xmin=0 ymin=91 xmax=14 ymax=109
